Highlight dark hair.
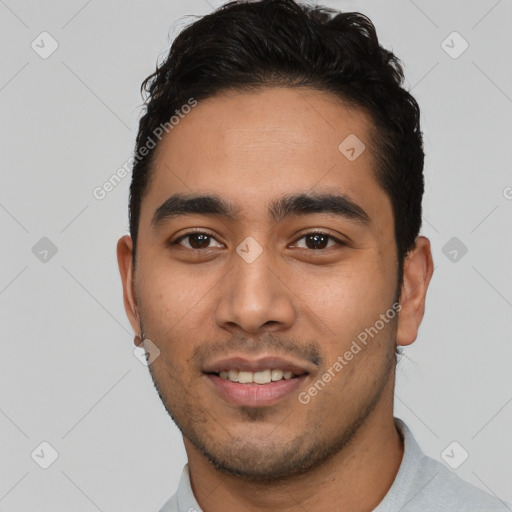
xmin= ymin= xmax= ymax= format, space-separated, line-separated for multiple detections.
xmin=129 ymin=0 xmax=424 ymax=293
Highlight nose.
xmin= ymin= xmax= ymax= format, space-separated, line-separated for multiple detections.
xmin=214 ymin=248 xmax=296 ymax=335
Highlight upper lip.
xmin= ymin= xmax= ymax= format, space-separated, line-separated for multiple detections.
xmin=202 ymin=355 xmax=315 ymax=375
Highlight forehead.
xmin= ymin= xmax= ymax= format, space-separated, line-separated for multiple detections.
xmin=141 ymin=87 xmax=393 ymax=232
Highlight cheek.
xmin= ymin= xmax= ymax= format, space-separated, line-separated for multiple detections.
xmin=136 ymin=262 xmax=207 ymax=340
xmin=297 ymin=257 xmax=391 ymax=330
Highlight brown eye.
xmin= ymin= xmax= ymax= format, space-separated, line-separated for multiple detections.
xmin=172 ymin=231 xmax=224 ymax=250
xmin=295 ymin=232 xmax=343 ymax=250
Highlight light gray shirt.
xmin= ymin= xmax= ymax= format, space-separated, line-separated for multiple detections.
xmin=159 ymin=418 xmax=510 ymax=511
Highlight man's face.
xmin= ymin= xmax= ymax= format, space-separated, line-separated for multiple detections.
xmin=121 ymin=87 xmax=402 ymax=479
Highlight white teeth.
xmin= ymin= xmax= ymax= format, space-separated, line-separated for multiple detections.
xmin=237 ymin=371 xmax=253 ymax=384
xmin=218 ymin=369 xmax=299 ymax=384
xmin=253 ymin=369 xmax=272 ymax=384
xmin=271 ymin=369 xmax=284 ymax=381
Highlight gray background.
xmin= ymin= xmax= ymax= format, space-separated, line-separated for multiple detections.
xmin=1 ymin=0 xmax=511 ymax=510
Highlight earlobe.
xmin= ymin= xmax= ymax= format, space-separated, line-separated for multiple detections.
xmin=396 ymin=236 xmax=434 ymax=347
xmin=116 ymin=235 xmax=141 ymax=336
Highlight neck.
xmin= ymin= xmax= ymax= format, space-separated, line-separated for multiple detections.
xmin=185 ymin=402 xmax=404 ymax=512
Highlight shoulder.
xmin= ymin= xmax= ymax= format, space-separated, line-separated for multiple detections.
xmin=157 ymin=465 xmax=202 ymax=512
xmin=393 ymin=419 xmax=509 ymax=511
xmin=406 ymin=455 xmax=509 ymax=511
xmin=158 ymin=493 xmax=178 ymax=512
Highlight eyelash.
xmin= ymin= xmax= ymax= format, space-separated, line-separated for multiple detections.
xmin=169 ymin=230 xmax=346 ymax=250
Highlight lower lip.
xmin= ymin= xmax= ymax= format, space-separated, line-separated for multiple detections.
xmin=205 ymin=374 xmax=308 ymax=407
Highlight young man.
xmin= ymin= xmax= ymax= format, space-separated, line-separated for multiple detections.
xmin=117 ymin=1 xmax=509 ymax=510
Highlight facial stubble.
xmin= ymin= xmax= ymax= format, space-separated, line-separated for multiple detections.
xmin=142 ymin=319 xmax=398 ymax=483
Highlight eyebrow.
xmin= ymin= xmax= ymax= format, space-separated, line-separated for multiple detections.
xmin=151 ymin=191 xmax=371 ymax=228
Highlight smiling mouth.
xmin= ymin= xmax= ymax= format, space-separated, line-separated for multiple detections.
xmin=202 ymin=355 xmax=313 ymax=405
xmin=205 ymin=371 xmax=309 ymax=407
xmin=208 ymin=369 xmax=305 ymax=384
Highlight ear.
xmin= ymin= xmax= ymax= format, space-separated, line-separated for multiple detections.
xmin=396 ymin=236 xmax=434 ymax=347
xmin=116 ymin=235 xmax=141 ymax=346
